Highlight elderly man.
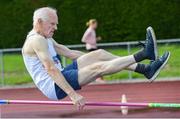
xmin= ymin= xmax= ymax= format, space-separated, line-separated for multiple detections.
xmin=22 ymin=7 xmax=170 ymax=109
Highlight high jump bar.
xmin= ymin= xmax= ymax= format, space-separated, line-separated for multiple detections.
xmin=0 ymin=99 xmax=180 ymax=108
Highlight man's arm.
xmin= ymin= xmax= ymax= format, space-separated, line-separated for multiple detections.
xmin=32 ymin=36 xmax=85 ymax=108
xmin=52 ymin=39 xmax=85 ymax=60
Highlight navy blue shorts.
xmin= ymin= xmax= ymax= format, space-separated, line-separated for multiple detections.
xmin=54 ymin=60 xmax=81 ymax=99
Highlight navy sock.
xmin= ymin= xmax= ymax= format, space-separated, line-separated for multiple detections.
xmin=135 ymin=63 xmax=150 ymax=74
xmin=133 ymin=50 xmax=147 ymax=62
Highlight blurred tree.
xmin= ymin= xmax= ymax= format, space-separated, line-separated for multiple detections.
xmin=0 ymin=0 xmax=179 ymax=48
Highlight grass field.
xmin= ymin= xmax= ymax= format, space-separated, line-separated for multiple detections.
xmin=1 ymin=44 xmax=180 ymax=85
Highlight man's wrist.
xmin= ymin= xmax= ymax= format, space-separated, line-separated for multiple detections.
xmin=68 ymin=90 xmax=77 ymax=97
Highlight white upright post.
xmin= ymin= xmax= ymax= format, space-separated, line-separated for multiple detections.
xmin=127 ymin=43 xmax=132 ymax=80
xmin=0 ymin=50 xmax=4 ymax=87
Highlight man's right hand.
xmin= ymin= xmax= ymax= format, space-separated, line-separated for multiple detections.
xmin=69 ymin=92 xmax=86 ymax=110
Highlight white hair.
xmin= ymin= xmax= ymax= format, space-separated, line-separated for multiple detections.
xmin=33 ymin=7 xmax=57 ymax=26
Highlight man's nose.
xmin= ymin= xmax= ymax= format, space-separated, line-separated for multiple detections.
xmin=54 ymin=25 xmax=57 ymax=30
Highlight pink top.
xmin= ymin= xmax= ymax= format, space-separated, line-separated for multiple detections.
xmin=81 ymin=27 xmax=97 ymax=50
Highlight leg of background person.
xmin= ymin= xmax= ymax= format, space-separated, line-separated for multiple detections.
xmin=78 ymin=55 xmax=136 ymax=86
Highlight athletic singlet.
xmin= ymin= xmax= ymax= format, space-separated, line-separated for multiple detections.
xmin=22 ymin=30 xmax=63 ymax=100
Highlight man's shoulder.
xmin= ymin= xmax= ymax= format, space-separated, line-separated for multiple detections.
xmin=26 ymin=33 xmax=48 ymax=49
xmin=23 ymin=31 xmax=48 ymax=55
xmin=26 ymin=30 xmax=44 ymax=40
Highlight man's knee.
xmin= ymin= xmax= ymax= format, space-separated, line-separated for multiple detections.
xmin=96 ymin=49 xmax=106 ymax=54
xmin=91 ymin=49 xmax=107 ymax=59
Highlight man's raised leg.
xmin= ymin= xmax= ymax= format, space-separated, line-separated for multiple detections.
xmin=77 ymin=51 xmax=170 ymax=86
xmin=77 ymin=37 xmax=159 ymax=86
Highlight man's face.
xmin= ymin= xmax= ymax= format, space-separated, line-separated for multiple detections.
xmin=39 ymin=13 xmax=58 ymax=38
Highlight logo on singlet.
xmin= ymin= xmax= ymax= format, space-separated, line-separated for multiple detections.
xmin=52 ymin=56 xmax=60 ymax=64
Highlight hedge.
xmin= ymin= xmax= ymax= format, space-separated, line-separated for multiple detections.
xmin=0 ymin=0 xmax=180 ymax=48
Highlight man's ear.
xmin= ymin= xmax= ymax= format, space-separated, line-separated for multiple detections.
xmin=37 ymin=18 xmax=43 ymax=24
xmin=36 ymin=18 xmax=43 ymax=33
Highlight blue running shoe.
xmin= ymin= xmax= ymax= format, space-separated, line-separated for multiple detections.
xmin=138 ymin=26 xmax=158 ymax=61
xmin=146 ymin=26 xmax=158 ymax=60
xmin=144 ymin=51 xmax=170 ymax=81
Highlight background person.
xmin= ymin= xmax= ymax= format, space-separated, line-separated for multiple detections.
xmin=81 ymin=19 xmax=101 ymax=51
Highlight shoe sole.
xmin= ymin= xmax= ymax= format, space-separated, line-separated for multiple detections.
xmin=149 ymin=52 xmax=171 ymax=82
xmin=147 ymin=26 xmax=158 ymax=60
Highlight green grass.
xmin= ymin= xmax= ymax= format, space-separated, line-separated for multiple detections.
xmin=1 ymin=44 xmax=180 ymax=85
xmin=1 ymin=54 xmax=32 ymax=85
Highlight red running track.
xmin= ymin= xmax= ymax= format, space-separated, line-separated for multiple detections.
xmin=0 ymin=81 xmax=180 ymax=118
